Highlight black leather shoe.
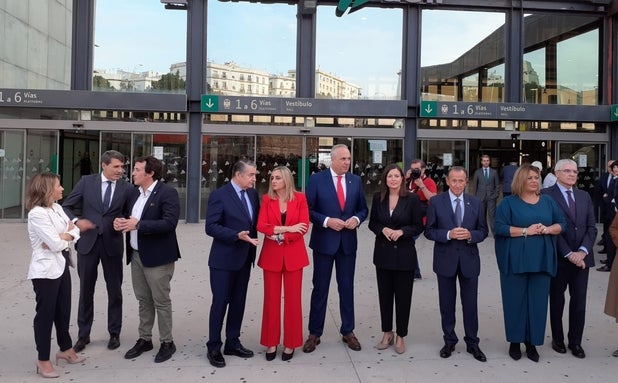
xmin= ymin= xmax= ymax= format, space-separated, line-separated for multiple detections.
xmin=598 ymin=265 xmax=611 ymax=272
xmin=124 ymin=339 xmax=153 ymax=359
xmin=601 ymin=259 xmax=608 ymax=264
xmin=155 ymin=341 xmax=176 ymax=363
xmin=108 ymin=334 xmax=120 ymax=350
xmin=223 ymin=344 xmax=254 ymax=358
xmin=552 ymin=340 xmax=567 ymax=354
xmin=525 ymin=343 xmax=539 ymax=362
xmin=509 ymin=343 xmax=521 ymax=360
xmin=73 ymin=337 xmax=90 ymax=353
xmin=207 ymin=351 xmax=226 ymax=368
xmin=466 ymin=345 xmax=487 ymax=362
xmin=439 ymin=344 xmax=455 ymax=358
xmin=569 ymin=344 xmax=586 ymax=359
xmin=598 ymin=248 xmax=607 ymax=254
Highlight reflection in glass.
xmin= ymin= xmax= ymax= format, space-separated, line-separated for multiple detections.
xmin=418 ymin=139 xmax=466 ymax=192
xmin=523 ymin=14 xmax=599 ymax=105
xmin=200 ymin=136 xmax=256 ymax=219
xmin=316 ymin=6 xmax=402 ymax=100
xmin=421 ymin=10 xmax=505 ymax=102
xmin=0 ymin=130 xmax=26 ymax=218
xmin=93 ymin=0 xmax=186 ymax=93
xmin=207 ymin=3 xmax=296 ymax=97
xmin=352 ymin=138 xmax=403 ymax=207
xmin=558 ymin=142 xmax=604 ymax=196
xmin=101 ymin=132 xmax=132 ymax=181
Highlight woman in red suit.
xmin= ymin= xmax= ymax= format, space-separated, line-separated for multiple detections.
xmin=257 ymin=166 xmax=309 ymax=362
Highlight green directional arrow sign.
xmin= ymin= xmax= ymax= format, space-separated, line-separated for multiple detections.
xmin=611 ymin=104 xmax=618 ymax=122
xmin=201 ymin=95 xmax=219 ymax=112
xmin=419 ymin=101 xmax=438 ymax=117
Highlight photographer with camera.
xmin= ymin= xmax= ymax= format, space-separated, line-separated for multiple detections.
xmin=405 ymin=159 xmax=437 ymax=279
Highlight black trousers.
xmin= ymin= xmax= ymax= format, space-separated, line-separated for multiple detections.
xmin=76 ymin=240 xmax=123 ymax=338
xmin=376 ymin=268 xmax=414 ymax=337
xmin=32 ymin=257 xmax=73 ymax=361
xmin=550 ymin=263 xmax=590 ymax=346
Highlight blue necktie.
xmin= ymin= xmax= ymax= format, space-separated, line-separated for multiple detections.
xmin=240 ymin=189 xmax=251 ymax=219
xmin=455 ymin=198 xmax=462 ymax=227
xmin=103 ymin=181 xmax=112 ymax=211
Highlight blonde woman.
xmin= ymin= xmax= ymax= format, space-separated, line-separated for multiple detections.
xmin=27 ymin=173 xmax=84 ymax=378
xmin=257 ymin=166 xmax=309 ymax=361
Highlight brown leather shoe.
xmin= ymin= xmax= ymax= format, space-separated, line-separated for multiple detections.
xmin=302 ymin=335 xmax=321 ymax=353
xmin=342 ymin=333 xmax=361 ymax=351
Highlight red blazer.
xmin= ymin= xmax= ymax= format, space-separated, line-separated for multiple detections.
xmin=257 ymin=192 xmax=310 ymax=272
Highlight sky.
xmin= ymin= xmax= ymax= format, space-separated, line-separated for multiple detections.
xmin=92 ymin=1 xmax=597 ymax=97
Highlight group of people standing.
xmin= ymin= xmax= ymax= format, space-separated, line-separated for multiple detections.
xmin=25 ymin=146 xmax=618 ymax=378
xmin=27 ymin=151 xmax=181 ymax=378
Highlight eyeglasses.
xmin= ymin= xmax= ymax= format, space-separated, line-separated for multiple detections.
xmin=559 ymin=169 xmax=578 ymax=174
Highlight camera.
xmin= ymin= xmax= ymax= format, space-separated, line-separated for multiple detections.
xmin=411 ymin=168 xmax=422 ymax=179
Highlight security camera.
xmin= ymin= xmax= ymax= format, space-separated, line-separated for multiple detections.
xmin=72 ymin=123 xmax=84 ymax=129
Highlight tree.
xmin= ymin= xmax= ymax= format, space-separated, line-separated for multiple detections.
xmin=151 ymin=70 xmax=186 ymax=91
xmin=93 ymin=75 xmax=113 ymax=90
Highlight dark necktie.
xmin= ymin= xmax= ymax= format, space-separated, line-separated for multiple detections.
xmin=336 ymin=175 xmax=345 ymax=210
xmin=240 ymin=189 xmax=251 ymax=219
xmin=566 ymin=190 xmax=576 ymax=219
xmin=484 ymin=168 xmax=489 ymax=182
xmin=454 ymin=197 xmax=462 ymax=227
xmin=103 ymin=181 xmax=112 ymax=211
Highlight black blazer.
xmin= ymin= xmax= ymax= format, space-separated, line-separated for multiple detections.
xmin=368 ymin=192 xmax=424 ymax=271
xmin=63 ymin=174 xmax=133 ymax=256
xmin=125 ymin=181 xmax=181 ymax=267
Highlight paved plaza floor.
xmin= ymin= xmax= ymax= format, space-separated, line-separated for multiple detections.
xmin=1 ymin=222 xmax=617 ymax=382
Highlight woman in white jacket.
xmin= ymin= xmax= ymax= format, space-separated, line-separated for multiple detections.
xmin=27 ymin=173 xmax=84 ymax=378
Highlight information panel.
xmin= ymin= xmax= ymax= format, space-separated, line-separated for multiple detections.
xmin=201 ymin=95 xmax=407 ymax=117
xmin=420 ymin=101 xmax=609 ymax=122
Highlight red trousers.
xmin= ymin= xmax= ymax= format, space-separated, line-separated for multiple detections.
xmin=260 ymin=268 xmax=304 ymax=348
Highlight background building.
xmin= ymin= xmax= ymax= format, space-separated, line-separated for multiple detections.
xmin=1 ymin=0 xmax=617 ymax=222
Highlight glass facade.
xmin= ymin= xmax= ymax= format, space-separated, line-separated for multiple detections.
xmin=93 ymin=0 xmax=187 ymax=93
xmin=421 ymin=10 xmax=506 ymax=102
xmin=316 ymin=6 xmax=403 ymax=100
xmin=0 ymin=1 xmax=615 ymax=222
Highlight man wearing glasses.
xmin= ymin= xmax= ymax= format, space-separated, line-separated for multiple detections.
xmin=542 ymin=159 xmax=597 ymax=359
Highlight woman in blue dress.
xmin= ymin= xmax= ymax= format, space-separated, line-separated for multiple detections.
xmin=494 ymin=164 xmax=566 ymax=362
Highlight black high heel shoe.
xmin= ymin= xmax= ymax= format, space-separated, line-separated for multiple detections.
xmin=524 ymin=342 xmax=539 ymax=362
xmin=509 ymin=342 xmax=521 ymax=360
xmin=282 ymin=349 xmax=294 ymax=361
xmin=265 ymin=346 xmax=277 ymax=361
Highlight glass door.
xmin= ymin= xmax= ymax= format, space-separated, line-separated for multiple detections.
xmin=558 ymin=142 xmax=606 ymax=197
xmin=0 ymin=130 xmax=25 ymax=219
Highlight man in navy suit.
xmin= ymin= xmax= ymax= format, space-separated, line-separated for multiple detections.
xmin=542 ymin=159 xmax=597 ymax=358
xmin=425 ymin=166 xmax=488 ymax=362
xmin=114 ymin=156 xmax=181 ymax=363
xmin=302 ymin=144 xmax=368 ymax=353
xmin=205 ymin=160 xmax=260 ymax=368
xmin=63 ymin=150 xmax=134 ymax=352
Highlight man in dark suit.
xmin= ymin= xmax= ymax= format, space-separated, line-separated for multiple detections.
xmin=596 ymin=160 xmax=617 ymax=271
xmin=205 ymin=160 xmax=260 ymax=368
xmin=425 ymin=166 xmax=488 ymax=362
xmin=472 ymin=154 xmax=499 ymax=234
xmin=113 ymin=156 xmax=181 ymax=363
xmin=63 ymin=150 xmax=133 ymax=352
xmin=303 ymin=144 xmax=368 ymax=353
xmin=542 ymin=159 xmax=597 ymax=358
